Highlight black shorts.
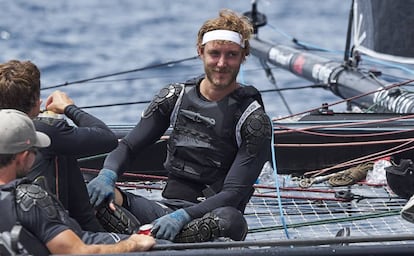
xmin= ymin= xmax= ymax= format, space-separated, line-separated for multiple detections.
xmin=122 ymin=191 xmax=194 ymax=225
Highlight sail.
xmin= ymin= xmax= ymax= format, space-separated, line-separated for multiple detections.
xmin=353 ymin=0 xmax=414 ymax=64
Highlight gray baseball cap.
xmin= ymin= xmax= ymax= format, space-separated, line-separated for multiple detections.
xmin=0 ymin=109 xmax=50 ymax=154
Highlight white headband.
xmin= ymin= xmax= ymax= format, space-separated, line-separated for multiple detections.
xmin=202 ymin=30 xmax=245 ymax=48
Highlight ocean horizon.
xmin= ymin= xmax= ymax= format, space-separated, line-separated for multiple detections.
xmin=1 ymin=0 xmax=350 ymax=124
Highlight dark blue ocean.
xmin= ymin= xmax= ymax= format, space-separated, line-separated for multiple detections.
xmin=1 ymin=0 xmax=351 ymax=124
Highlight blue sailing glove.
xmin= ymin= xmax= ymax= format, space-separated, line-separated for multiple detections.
xmin=152 ymin=209 xmax=192 ymax=241
xmin=87 ymin=168 xmax=118 ymax=207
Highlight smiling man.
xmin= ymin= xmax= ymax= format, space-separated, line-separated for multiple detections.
xmin=87 ymin=9 xmax=272 ymax=243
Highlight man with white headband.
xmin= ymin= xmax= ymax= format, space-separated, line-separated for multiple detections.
xmin=201 ymin=29 xmax=246 ymax=48
xmin=88 ymin=9 xmax=272 ymax=243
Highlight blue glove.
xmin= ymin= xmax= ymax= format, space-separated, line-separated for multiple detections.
xmin=87 ymin=168 xmax=118 ymax=207
xmin=152 ymin=209 xmax=192 ymax=241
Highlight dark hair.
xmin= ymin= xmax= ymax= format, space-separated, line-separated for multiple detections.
xmin=0 ymin=154 xmax=16 ymax=168
xmin=0 ymin=60 xmax=41 ymax=114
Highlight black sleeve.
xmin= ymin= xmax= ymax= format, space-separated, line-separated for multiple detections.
xmin=64 ymin=104 xmax=111 ymax=130
xmin=184 ymin=108 xmax=272 ymax=218
xmin=16 ymin=185 xmax=126 ymax=245
xmin=103 ymin=110 xmax=171 ymax=175
xmin=16 ymin=190 xmax=70 ymax=244
xmin=35 ymin=105 xmax=118 ymax=157
xmin=103 ymin=83 xmax=183 ymax=175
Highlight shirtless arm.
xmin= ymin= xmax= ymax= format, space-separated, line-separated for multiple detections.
xmin=46 ymin=229 xmax=155 ymax=254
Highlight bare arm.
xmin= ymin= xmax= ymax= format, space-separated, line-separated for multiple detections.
xmin=46 ymin=230 xmax=155 ymax=254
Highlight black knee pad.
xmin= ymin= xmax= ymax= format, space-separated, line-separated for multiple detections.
xmin=95 ymin=203 xmax=141 ymax=235
xmin=212 ymin=206 xmax=248 ymax=241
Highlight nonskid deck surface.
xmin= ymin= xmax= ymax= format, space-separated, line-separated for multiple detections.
xmin=23 ymin=176 xmax=412 ymax=256
xmin=118 ymin=176 xmax=414 ymax=245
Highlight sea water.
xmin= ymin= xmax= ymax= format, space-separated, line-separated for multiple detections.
xmin=1 ymin=0 xmax=351 ymax=124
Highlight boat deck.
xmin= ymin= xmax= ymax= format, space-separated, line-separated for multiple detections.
xmin=118 ymin=175 xmax=414 ymax=248
xmin=246 ymin=181 xmax=411 ymax=241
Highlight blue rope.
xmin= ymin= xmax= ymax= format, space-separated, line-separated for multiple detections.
xmin=269 ymin=116 xmax=290 ymax=239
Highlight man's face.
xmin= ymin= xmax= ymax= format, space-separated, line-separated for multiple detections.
xmin=199 ymin=41 xmax=245 ymax=90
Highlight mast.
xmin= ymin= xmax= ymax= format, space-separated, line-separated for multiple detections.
xmin=245 ymin=1 xmax=414 ymax=113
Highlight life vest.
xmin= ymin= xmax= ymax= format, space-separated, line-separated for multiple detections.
xmin=0 ymin=181 xmax=19 ymax=232
xmin=162 ymin=77 xmax=264 ymax=201
xmin=0 ymin=179 xmax=52 ymax=255
xmin=1 ymin=177 xmax=81 ymax=233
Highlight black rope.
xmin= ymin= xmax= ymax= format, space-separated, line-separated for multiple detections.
xmin=260 ymin=59 xmax=293 ymax=114
xmin=77 ymin=84 xmax=328 ymax=110
xmin=81 ymin=100 xmax=151 ymax=109
xmin=41 ymin=56 xmax=198 ymax=90
xmin=260 ymin=84 xmax=328 ymax=93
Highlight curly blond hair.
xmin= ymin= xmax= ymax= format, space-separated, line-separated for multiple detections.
xmin=197 ymin=9 xmax=253 ymax=56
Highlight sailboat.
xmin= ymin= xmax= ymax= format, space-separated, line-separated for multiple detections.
xmin=80 ymin=1 xmax=414 ymax=256
xmin=78 ymin=1 xmax=414 ymax=255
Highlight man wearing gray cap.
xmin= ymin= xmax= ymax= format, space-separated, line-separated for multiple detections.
xmin=0 ymin=59 xmax=118 ymax=232
xmin=0 ymin=109 xmax=155 ymax=255
xmin=0 ymin=109 xmax=51 ymax=177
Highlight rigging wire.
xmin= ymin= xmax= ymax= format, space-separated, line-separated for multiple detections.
xmin=303 ymin=141 xmax=414 ymax=177
xmin=272 ymin=78 xmax=414 ymax=122
xmin=77 ymin=84 xmax=325 ymax=110
xmin=80 ymin=100 xmax=151 ymax=109
xmin=260 ymin=58 xmax=293 ymax=115
xmin=274 ymin=112 xmax=414 ymax=136
xmin=41 ymin=56 xmax=198 ymax=90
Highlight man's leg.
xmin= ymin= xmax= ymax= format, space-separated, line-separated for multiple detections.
xmin=95 ymin=201 xmax=141 ymax=234
xmin=95 ymin=187 xmax=171 ymax=234
xmin=68 ymin=166 xmax=106 ymax=232
xmin=120 ymin=189 xmax=171 ymax=225
xmin=174 ymin=206 xmax=248 ymax=243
